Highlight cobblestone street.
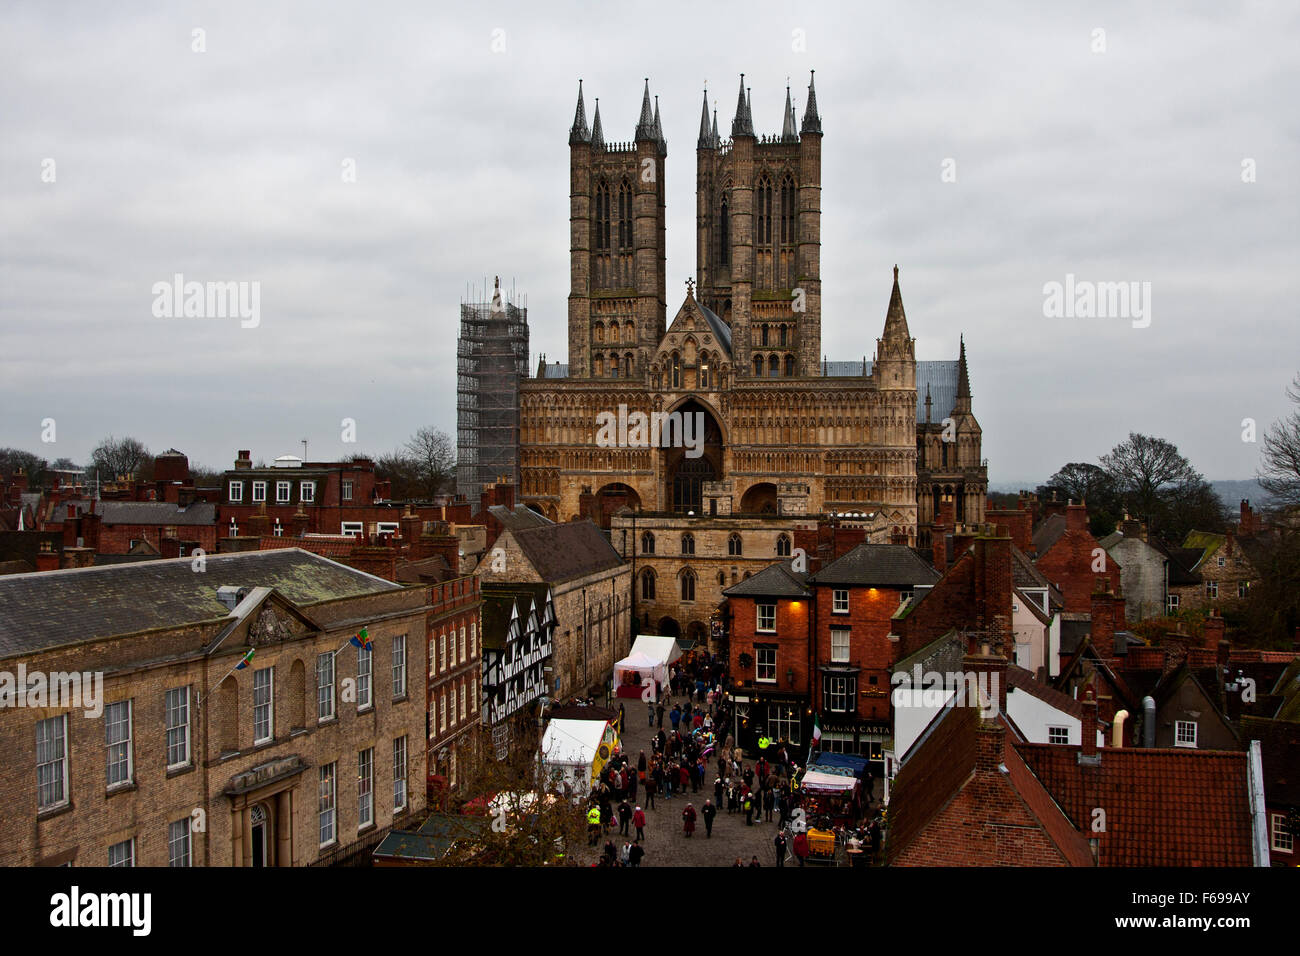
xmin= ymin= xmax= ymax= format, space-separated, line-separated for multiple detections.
xmin=573 ymin=720 xmax=868 ymax=868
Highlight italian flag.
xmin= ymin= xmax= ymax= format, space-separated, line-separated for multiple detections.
xmin=811 ymin=714 xmax=822 ymax=747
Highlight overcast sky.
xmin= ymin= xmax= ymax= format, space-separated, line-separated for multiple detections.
xmin=2 ymin=1 xmax=1297 ymax=485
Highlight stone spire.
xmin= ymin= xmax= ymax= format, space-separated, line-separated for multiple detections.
xmin=731 ymin=74 xmax=754 ymax=137
xmin=635 ymin=78 xmax=656 ymax=141
xmin=653 ymin=95 xmax=666 ymax=154
xmin=782 ymin=84 xmax=798 ymax=141
xmin=698 ymin=88 xmax=712 ymax=148
xmin=591 ymin=98 xmax=604 ymax=149
xmin=801 ymin=69 xmax=822 ymax=134
xmin=569 ymin=79 xmax=591 ymax=145
xmin=883 ymin=264 xmax=911 ymax=344
xmin=955 ymin=335 xmax=972 ymax=411
xmin=711 ymin=107 xmax=719 ymax=146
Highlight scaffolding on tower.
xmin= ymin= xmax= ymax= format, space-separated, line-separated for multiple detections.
xmin=456 ymin=276 xmax=529 ymax=502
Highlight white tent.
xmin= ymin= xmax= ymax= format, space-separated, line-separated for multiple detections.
xmin=629 ymin=634 xmax=683 ymax=667
xmin=614 ymin=636 xmax=682 ymax=701
xmin=541 ymin=718 xmax=615 ymax=794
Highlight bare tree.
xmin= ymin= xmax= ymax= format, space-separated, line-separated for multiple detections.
xmin=1259 ymin=373 xmax=1300 ymax=510
xmin=1100 ymin=433 xmax=1201 ymax=525
xmin=0 ymin=448 xmax=47 ymax=485
xmin=404 ymin=426 xmax=455 ymax=500
xmin=89 ymin=436 xmax=150 ymax=480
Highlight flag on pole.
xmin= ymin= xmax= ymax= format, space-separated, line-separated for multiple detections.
xmin=234 ymin=648 xmax=255 ymax=670
xmin=349 ymin=627 xmax=372 ymax=651
xmin=811 ymin=713 xmax=822 ymax=747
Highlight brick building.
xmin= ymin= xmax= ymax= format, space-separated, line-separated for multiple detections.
xmin=1032 ymin=501 xmax=1123 ymax=615
xmin=0 ymin=550 xmax=430 ymax=867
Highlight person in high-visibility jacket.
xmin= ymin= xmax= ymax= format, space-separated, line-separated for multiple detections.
xmin=586 ymin=805 xmax=602 ymax=846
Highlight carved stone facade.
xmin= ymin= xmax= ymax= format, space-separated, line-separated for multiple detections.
xmin=519 ymin=75 xmax=986 ymax=555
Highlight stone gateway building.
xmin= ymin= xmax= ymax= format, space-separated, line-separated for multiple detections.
xmin=518 ymin=74 xmax=987 ymax=551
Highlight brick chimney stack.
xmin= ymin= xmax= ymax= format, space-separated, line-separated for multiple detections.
xmin=1081 ymin=688 xmax=1098 ymax=758
xmin=973 ymin=535 xmax=1013 ymax=638
xmin=1090 ymin=579 xmax=1116 ymax=660
xmin=235 ymin=449 xmax=252 ymax=471
xmin=290 ymin=507 xmax=309 ymax=537
xmin=1043 ymin=493 xmax=1066 ymax=520
xmin=1065 ymin=500 xmax=1089 ymax=533
xmin=1203 ymin=609 xmax=1226 ymax=652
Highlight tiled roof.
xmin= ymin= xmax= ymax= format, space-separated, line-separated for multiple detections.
xmin=259 ymin=535 xmax=356 ymax=558
xmin=1032 ymin=513 xmax=1067 ymax=556
xmin=1239 ymin=717 xmax=1300 ymax=807
xmin=809 ymin=543 xmax=939 ymax=588
xmin=886 ymin=701 xmax=980 ymax=861
xmin=488 ymin=504 xmax=554 ymax=532
xmin=1015 ymin=742 xmax=1255 ymax=866
xmin=722 ymin=559 xmax=810 ymax=598
xmin=50 ymin=500 xmax=216 ymax=526
xmin=481 ymin=583 xmax=550 ymax=651
xmin=508 ymin=520 xmax=624 ymax=584
xmin=0 ymin=549 xmax=399 ymax=658
xmin=1008 ymin=665 xmax=1085 ymax=719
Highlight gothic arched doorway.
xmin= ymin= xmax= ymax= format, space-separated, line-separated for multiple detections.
xmin=741 ymin=482 xmax=778 ymax=514
xmin=663 ymin=399 xmax=724 ymax=514
xmin=658 ymin=617 xmax=681 ymax=638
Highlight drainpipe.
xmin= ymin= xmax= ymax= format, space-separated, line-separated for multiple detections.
xmin=1111 ymin=710 xmax=1129 ymax=748
xmin=1142 ymin=696 xmax=1156 ymax=748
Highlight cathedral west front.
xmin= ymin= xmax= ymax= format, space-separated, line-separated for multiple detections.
xmin=517 ymin=73 xmax=987 ymax=564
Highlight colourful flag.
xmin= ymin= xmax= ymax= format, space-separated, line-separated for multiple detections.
xmin=811 ymin=713 xmax=822 ymax=747
xmin=349 ymin=627 xmax=372 ymax=651
xmin=235 ymin=648 xmax=255 ymax=670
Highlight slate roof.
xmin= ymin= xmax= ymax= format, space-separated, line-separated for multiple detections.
xmin=697 ymin=301 xmax=733 ymax=355
xmin=1032 ymin=513 xmax=1067 ymax=557
xmin=507 ymin=520 xmax=624 ymax=584
xmin=488 ymin=504 xmax=554 ymax=532
xmin=1012 ymin=545 xmax=1063 ymax=607
xmin=1008 ymin=664 xmax=1085 ymax=719
xmin=50 ymin=500 xmax=216 ymax=526
xmin=480 ymin=583 xmax=551 ymax=651
xmin=722 ymin=559 xmax=810 ymax=598
xmin=1016 ymin=742 xmax=1255 ymax=866
xmin=0 ymin=549 xmax=399 ymax=658
xmin=808 ymin=543 xmax=939 ymax=588
xmin=373 ymin=814 xmax=488 ymax=863
xmin=1239 ymin=717 xmax=1300 ymax=807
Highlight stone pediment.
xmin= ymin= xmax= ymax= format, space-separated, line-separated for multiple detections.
xmin=224 ymin=754 xmax=309 ymax=796
xmin=241 ymin=592 xmax=317 ymax=647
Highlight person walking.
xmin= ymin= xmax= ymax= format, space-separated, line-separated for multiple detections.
xmin=647 ymin=698 xmax=655 ymax=728
xmin=669 ymin=705 xmax=681 ymax=734
xmin=793 ymin=830 xmax=809 ymax=867
xmin=618 ymin=800 xmax=632 ymax=836
xmin=743 ymin=791 xmax=754 ymax=826
xmin=701 ymin=799 xmax=717 ymax=837
xmin=632 ymin=805 xmax=647 ymax=842
xmin=620 ymin=841 xmax=631 ymax=867
xmin=587 ymin=804 xmax=602 ymax=846
xmin=682 ymin=803 xmax=697 ymax=838
xmin=763 ymin=787 xmax=775 ymax=823
xmin=774 ymin=830 xmax=787 ymax=867
xmin=656 ymin=701 xmax=665 ymax=729
xmin=714 ymin=776 xmax=724 ymax=806
xmin=629 ymin=839 xmax=645 ymax=868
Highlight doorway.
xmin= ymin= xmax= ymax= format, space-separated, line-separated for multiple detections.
xmin=250 ymin=803 xmax=271 ymax=867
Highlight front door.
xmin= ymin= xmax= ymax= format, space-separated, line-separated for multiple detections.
xmin=250 ymin=803 xmax=270 ymax=867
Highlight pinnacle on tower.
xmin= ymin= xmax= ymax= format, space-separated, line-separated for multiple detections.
xmin=591 ymin=98 xmax=604 ymax=149
xmin=653 ymin=95 xmax=666 ymax=155
xmin=698 ymin=88 xmax=712 ymax=148
xmin=957 ymin=335 xmax=972 ymax=403
xmin=731 ymin=74 xmax=754 ymax=137
xmin=883 ymin=264 xmax=911 ymax=343
xmin=782 ymin=84 xmax=798 ymax=142
xmin=711 ymin=107 xmax=719 ymax=146
xmin=569 ymin=79 xmax=591 ymax=145
xmin=636 ymin=78 xmax=656 ymax=141
xmin=801 ymin=69 xmax=822 ymax=134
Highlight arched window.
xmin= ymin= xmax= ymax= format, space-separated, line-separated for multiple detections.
xmin=779 ymin=325 xmax=787 ymax=346
xmin=593 ymin=322 xmax=604 ymax=343
xmin=610 ymin=354 xmax=620 ymax=379
xmin=780 ymin=175 xmax=796 ymax=243
xmin=717 ymin=571 xmax=726 ymax=586
xmin=700 ymin=355 xmax=711 ymax=389
xmin=681 ymin=532 xmax=695 ymax=556
xmin=671 ymin=353 xmax=681 ymax=389
xmin=624 ymin=321 xmax=635 ymax=343
xmin=625 ymin=352 xmax=634 ymax=376
xmin=784 ymin=355 xmax=795 ymax=377
xmin=681 ymin=569 xmax=696 ymax=602
xmin=594 ymin=356 xmax=604 ymax=377
xmin=641 ymin=531 xmax=655 ymax=554
xmin=761 ymin=325 xmax=769 ymax=346
xmin=641 ymin=568 xmax=656 ymax=600
xmin=718 ymin=199 xmax=730 ymax=268
xmin=776 ymin=533 xmax=792 ymax=557
xmin=753 ymin=355 xmax=763 ymax=377
xmin=728 ymin=533 xmax=743 ymax=556
xmin=769 ymin=355 xmax=780 ymax=378
xmin=595 ymin=181 xmax=611 ymax=251
xmin=757 ymin=177 xmax=773 ymax=244
xmin=617 ymin=181 xmax=633 ymax=251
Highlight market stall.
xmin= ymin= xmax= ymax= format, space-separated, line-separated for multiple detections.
xmin=541 ymin=718 xmax=620 ymax=795
xmin=613 ymin=635 xmax=682 ymax=700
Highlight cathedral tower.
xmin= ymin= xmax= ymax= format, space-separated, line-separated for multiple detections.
xmin=567 ymin=80 xmax=667 ymax=380
xmin=696 ymin=73 xmax=822 ymax=379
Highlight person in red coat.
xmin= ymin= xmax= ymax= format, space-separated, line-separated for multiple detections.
xmin=632 ymin=806 xmax=647 ymax=841
xmin=682 ymin=803 xmax=697 ymax=837
xmin=792 ymin=830 xmax=809 ymax=867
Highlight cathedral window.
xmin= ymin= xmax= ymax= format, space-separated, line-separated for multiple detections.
xmin=641 ymin=569 xmax=656 ymax=600
xmin=617 ymin=181 xmax=633 ymax=250
xmin=625 ymin=352 xmax=634 ymax=376
xmin=610 ymin=355 xmax=619 ymax=378
xmin=753 ymin=355 xmax=763 ymax=377
xmin=779 ymin=325 xmax=787 ymax=346
xmin=769 ymin=355 xmax=780 ymax=378
xmin=671 ymin=353 xmax=681 ymax=389
xmin=728 ymin=533 xmax=743 ymax=557
xmin=780 ymin=175 xmax=796 ymax=243
xmin=718 ymin=200 xmax=730 ymax=268
xmin=776 ymin=534 xmax=791 ymax=557
xmin=757 ymin=178 xmax=773 ymax=244
xmin=700 ymin=358 xmax=710 ymax=389
xmin=594 ymin=356 xmax=604 ymax=377
xmin=681 ymin=533 xmax=695 ymax=556
xmin=595 ymin=181 xmax=611 ymax=251
xmin=594 ymin=322 xmax=604 ymax=343
xmin=761 ymin=325 xmax=769 ymax=346
xmin=680 ymin=569 xmax=696 ymax=602
xmin=640 ymin=531 xmax=655 ymax=554
xmin=784 ymin=355 xmax=795 ymax=377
